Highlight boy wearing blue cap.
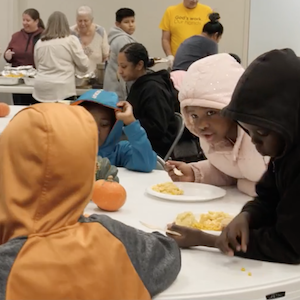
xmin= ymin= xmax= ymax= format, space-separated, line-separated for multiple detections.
xmin=72 ymin=89 xmax=157 ymax=172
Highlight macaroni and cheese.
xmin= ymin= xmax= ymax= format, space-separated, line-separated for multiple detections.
xmin=175 ymin=211 xmax=233 ymax=231
xmin=152 ymin=182 xmax=184 ymax=195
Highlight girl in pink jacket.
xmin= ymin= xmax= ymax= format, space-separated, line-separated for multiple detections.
xmin=166 ymin=53 xmax=268 ymax=196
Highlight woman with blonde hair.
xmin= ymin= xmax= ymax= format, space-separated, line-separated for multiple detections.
xmin=70 ymin=6 xmax=109 ymax=73
xmin=33 ymin=11 xmax=89 ymax=102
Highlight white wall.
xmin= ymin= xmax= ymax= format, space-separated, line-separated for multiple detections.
xmin=0 ymin=0 xmax=19 ymax=70
xmin=0 ymin=0 xmax=19 ymax=104
xmin=248 ymin=0 xmax=300 ymax=64
xmin=6 ymin=0 xmax=300 ymax=70
xmin=2 ymin=0 xmax=300 ymax=74
xmin=15 ymin=0 xmax=250 ymax=65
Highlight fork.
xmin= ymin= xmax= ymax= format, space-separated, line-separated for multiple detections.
xmin=140 ymin=221 xmax=181 ymax=236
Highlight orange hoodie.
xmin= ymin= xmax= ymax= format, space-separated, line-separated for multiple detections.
xmin=0 ymin=103 xmax=181 ymax=300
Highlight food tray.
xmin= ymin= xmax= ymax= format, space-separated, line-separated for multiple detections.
xmin=23 ymin=77 xmax=35 ymax=86
xmin=75 ymin=72 xmax=96 ymax=87
xmin=75 ymin=77 xmax=87 ymax=87
xmin=0 ymin=76 xmax=20 ymax=86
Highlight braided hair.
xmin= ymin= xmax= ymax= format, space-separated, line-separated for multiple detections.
xmin=119 ymin=43 xmax=155 ymax=69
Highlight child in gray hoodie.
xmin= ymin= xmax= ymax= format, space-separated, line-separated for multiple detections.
xmin=103 ymin=8 xmax=136 ymax=100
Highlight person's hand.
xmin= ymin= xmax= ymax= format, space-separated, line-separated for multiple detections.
xmin=215 ymin=212 xmax=250 ymax=256
xmin=5 ymin=49 xmax=15 ymax=61
xmin=167 ymin=223 xmax=218 ymax=248
xmin=165 ymin=160 xmax=195 ymax=182
xmin=167 ymin=55 xmax=174 ymax=69
xmin=115 ymin=101 xmax=136 ymax=125
xmin=166 ymin=223 xmax=203 ymax=248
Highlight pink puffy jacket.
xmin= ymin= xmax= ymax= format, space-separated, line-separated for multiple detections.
xmin=178 ymin=53 xmax=269 ymax=196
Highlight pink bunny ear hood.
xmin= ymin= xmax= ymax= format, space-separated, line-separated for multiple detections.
xmin=178 ymin=53 xmax=245 ymax=130
xmin=170 ymin=70 xmax=187 ymax=91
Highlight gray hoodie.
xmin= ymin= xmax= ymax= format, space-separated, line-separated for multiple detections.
xmin=103 ymin=26 xmax=136 ymax=100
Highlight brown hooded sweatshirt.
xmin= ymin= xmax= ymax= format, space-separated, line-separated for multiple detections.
xmin=0 ymin=103 xmax=181 ymax=299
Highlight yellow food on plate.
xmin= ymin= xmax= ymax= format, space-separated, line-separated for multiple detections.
xmin=152 ymin=182 xmax=184 ymax=195
xmin=4 ymin=74 xmax=24 ymax=78
xmin=175 ymin=211 xmax=197 ymax=227
xmin=175 ymin=211 xmax=233 ymax=231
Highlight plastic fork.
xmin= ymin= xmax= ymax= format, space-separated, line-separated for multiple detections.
xmin=140 ymin=221 xmax=181 ymax=236
xmin=174 ymin=167 xmax=183 ymax=176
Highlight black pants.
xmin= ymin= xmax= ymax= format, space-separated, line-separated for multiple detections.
xmin=64 ymin=95 xmax=77 ymax=101
xmin=13 ymin=94 xmax=77 ymax=105
xmin=13 ymin=94 xmax=39 ymax=106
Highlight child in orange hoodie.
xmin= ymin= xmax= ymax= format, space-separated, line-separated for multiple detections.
xmin=0 ymin=103 xmax=181 ymax=299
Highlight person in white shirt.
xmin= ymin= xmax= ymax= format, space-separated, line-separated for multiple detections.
xmin=33 ymin=11 xmax=90 ymax=102
xmin=70 ymin=6 xmax=109 ymax=73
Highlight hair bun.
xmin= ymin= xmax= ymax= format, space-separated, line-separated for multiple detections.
xmin=147 ymin=58 xmax=155 ymax=68
xmin=209 ymin=12 xmax=220 ymax=23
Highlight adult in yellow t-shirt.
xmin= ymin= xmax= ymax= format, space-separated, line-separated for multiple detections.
xmin=159 ymin=0 xmax=212 ymax=65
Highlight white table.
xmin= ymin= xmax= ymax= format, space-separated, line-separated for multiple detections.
xmin=2 ymin=107 xmax=300 ymax=299
xmin=0 ymin=104 xmax=71 ymax=134
xmin=0 ymin=105 xmax=25 ymax=134
xmin=85 ymin=169 xmax=300 ymax=300
xmin=0 ymin=84 xmax=88 ymax=95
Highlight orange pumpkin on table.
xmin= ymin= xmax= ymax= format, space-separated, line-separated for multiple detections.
xmin=0 ymin=103 xmax=10 ymax=117
xmin=92 ymin=175 xmax=127 ymax=212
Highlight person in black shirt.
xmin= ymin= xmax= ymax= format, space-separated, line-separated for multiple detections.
xmin=167 ymin=48 xmax=300 ymax=264
xmin=118 ymin=42 xmax=177 ymax=158
xmin=172 ymin=13 xmax=222 ymax=71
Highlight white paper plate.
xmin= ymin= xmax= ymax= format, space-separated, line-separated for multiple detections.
xmin=154 ymin=58 xmax=169 ymax=63
xmin=172 ymin=212 xmax=234 ymax=235
xmin=203 ymin=230 xmax=221 ymax=235
xmin=146 ymin=182 xmax=226 ymax=202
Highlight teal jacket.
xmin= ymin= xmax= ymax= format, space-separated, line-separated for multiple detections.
xmin=75 ymin=90 xmax=157 ymax=172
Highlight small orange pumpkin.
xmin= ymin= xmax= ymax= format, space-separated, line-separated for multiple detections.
xmin=0 ymin=103 xmax=10 ymax=117
xmin=92 ymin=176 xmax=127 ymax=212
